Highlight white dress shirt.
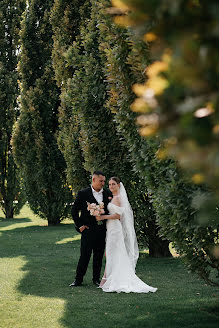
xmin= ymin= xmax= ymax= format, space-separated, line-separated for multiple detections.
xmin=91 ymin=186 xmax=103 ymax=203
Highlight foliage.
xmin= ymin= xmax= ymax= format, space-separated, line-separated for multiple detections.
xmin=111 ymin=0 xmax=219 ymax=222
xmin=65 ymin=2 xmax=128 ymax=177
xmin=93 ymin=0 xmax=171 ymax=256
xmin=109 ymin=0 xmax=219 ymax=285
xmin=0 ymin=0 xmax=26 ymax=218
xmin=50 ymin=0 xmax=91 ymax=192
xmin=53 ymin=0 xmax=170 ymax=256
xmin=12 ymin=0 xmax=71 ymax=225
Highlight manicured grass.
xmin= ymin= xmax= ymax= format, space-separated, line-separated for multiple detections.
xmin=0 ymin=206 xmax=218 ymax=328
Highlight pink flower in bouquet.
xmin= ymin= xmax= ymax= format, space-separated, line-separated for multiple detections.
xmin=87 ymin=202 xmax=105 ymax=224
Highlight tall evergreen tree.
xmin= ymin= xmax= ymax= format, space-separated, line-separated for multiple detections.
xmin=95 ymin=0 xmax=172 ymax=256
xmin=50 ymin=0 xmax=90 ymax=191
xmin=56 ymin=0 xmax=170 ymax=256
xmin=0 ymin=0 xmax=25 ymax=218
xmin=99 ymin=0 xmax=218 ymax=285
xmin=12 ymin=0 xmax=70 ymax=225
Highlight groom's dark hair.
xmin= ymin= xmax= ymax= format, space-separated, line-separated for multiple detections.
xmin=92 ymin=170 xmax=105 ymax=176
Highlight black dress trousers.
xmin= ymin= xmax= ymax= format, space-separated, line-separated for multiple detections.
xmin=76 ymin=225 xmax=106 ymax=282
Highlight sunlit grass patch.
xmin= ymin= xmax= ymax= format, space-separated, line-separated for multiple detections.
xmin=0 ymin=205 xmax=218 ymax=328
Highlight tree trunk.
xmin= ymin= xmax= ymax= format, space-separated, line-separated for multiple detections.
xmin=147 ymin=220 xmax=172 ymax=257
xmin=5 ymin=203 xmax=14 ymax=219
xmin=148 ymin=237 xmax=171 ymax=257
xmin=47 ymin=218 xmax=61 ymax=226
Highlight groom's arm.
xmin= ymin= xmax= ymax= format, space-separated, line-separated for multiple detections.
xmin=71 ymin=191 xmax=84 ymax=231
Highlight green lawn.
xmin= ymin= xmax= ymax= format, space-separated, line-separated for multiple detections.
xmin=0 ymin=206 xmax=218 ymax=328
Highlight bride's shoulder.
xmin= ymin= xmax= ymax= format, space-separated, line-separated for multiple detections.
xmin=112 ymin=195 xmax=121 ymax=207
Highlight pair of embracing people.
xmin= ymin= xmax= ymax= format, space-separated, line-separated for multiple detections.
xmin=70 ymin=171 xmax=157 ymax=294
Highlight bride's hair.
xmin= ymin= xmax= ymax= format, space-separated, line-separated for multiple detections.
xmin=109 ymin=176 xmax=120 ymax=184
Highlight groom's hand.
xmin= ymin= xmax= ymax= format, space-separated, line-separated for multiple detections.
xmin=79 ymin=225 xmax=89 ymax=233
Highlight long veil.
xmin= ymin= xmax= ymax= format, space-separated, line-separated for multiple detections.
xmin=119 ymin=182 xmax=139 ymax=270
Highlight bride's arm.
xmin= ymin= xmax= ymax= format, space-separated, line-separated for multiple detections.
xmin=96 ymin=213 xmax=120 ymax=221
xmin=96 ymin=196 xmax=122 ymax=221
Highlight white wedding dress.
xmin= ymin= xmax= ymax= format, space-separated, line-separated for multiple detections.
xmin=100 ymin=202 xmax=157 ymax=293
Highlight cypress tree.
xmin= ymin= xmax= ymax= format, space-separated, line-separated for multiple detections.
xmin=96 ymin=0 xmax=172 ymax=257
xmin=50 ymin=0 xmax=90 ymax=191
xmin=12 ymin=0 xmax=70 ymax=225
xmin=59 ymin=0 xmax=167 ymax=255
xmin=0 ymin=0 xmax=26 ymax=218
xmin=100 ymin=0 xmax=218 ymax=284
xmin=66 ymin=8 xmax=126 ymax=176
xmin=56 ymin=0 xmax=130 ymax=182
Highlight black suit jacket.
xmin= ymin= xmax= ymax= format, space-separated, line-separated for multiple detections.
xmin=72 ymin=186 xmax=112 ymax=232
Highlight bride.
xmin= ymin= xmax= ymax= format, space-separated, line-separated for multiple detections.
xmin=96 ymin=177 xmax=157 ymax=293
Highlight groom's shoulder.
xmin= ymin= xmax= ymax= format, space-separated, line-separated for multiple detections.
xmin=104 ymin=188 xmax=112 ymax=196
xmin=78 ymin=186 xmax=91 ymax=196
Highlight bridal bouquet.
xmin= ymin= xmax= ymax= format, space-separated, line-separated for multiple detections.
xmin=87 ymin=202 xmax=105 ymax=225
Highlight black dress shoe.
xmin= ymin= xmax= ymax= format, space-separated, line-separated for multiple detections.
xmin=93 ymin=279 xmax=100 ymax=287
xmin=69 ymin=280 xmax=82 ymax=287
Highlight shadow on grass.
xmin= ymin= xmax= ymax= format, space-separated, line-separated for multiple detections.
xmin=0 ymin=221 xmax=218 ymax=328
xmin=0 ymin=217 xmax=32 ymax=228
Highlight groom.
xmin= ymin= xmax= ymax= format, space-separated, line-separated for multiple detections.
xmin=69 ymin=171 xmax=112 ymax=287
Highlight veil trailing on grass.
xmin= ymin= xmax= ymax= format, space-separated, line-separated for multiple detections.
xmin=119 ymin=182 xmax=139 ymax=270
